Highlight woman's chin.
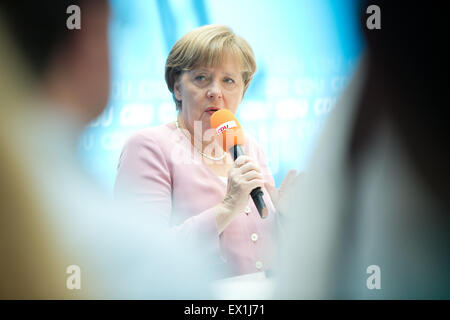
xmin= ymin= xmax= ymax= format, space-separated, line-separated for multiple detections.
xmin=200 ymin=114 xmax=212 ymax=124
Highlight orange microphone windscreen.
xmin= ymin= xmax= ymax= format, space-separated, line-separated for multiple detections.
xmin=210 ymin=109 xmax=245 ymax=152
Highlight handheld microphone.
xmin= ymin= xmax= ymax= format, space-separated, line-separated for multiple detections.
xmin=210 ymin=110 xmax=268 ymax=219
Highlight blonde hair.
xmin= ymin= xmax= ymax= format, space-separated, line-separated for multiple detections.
xmin=165 ymin=24 xmax=257 ymax=110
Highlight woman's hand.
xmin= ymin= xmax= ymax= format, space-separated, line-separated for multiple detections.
xmin=222 ymin=155 xmax=265 ymax=215
xmin=215 ymin=155 xmax=264 ymax=234
xmin=265 ymin=169 xmax=304 ymax=217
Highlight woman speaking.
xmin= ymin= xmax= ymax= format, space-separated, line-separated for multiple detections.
xmin=114 ymin=24 xmax=296 ymax=277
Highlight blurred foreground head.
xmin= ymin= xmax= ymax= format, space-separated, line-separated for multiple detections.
xmin=277 ymin=0 xmax=450 ymax=299
xmin=0 ymin=1 xmax=214 ymax=299
xmin=351 ymin=0 xmax=450 ymax=205
xmin=0 ymin=0 xmax=110 ymax=125
xmin=0 ymin=0 xmax=111 ymax=299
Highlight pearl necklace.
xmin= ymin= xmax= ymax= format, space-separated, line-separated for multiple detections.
xmin=175 ymin=121 xmax=227 ymax=161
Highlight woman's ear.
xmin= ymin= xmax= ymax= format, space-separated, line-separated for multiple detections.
xmin=173 ymin=79 xmax=182 ymax=101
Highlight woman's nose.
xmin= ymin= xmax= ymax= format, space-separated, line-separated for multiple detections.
xmin=206 ymin=81 xmax=222 ymax=99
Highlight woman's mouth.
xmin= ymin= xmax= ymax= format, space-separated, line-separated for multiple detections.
xmin=205 ymin=107 xmax=220 ymax=115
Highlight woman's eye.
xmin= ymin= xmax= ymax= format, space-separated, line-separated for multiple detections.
xmin=224 ymin=78 xmax=235 ymax=84
xmin=195 ymin=75 xmax=206 ymax=81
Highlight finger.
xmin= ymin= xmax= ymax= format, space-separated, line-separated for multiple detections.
xmin=241 ymin=166 xmax=261 ymax=177
xmin=239 ymin=161 xmax=262 ymax=175
xmin=234 ymin=155 xmax=251 ymax=167
xmin=242 ymin=170 xmax=263 ymax=182
xmin=291 ymin=171 xmax=306 ymax=189
xmin=246 ymin=179 xmax=265 ymax=191
xmin=279 ymin=169 xmax=298 ymax=193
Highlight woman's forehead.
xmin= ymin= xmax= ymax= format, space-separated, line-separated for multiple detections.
xmin=191 ymin=53 xmax=242 ymax=73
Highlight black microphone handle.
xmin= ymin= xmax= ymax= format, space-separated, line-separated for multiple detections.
xmin=229 ymin=145 xmax=268 ymax=219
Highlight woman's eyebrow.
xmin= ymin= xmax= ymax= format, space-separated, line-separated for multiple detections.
xmin=222 ymin=72 xmax=238 ymax=77
xmin=190 ymin=68 xmax=238 ymax=77
xmin=192 ymin=67 xmax=210 ymax=73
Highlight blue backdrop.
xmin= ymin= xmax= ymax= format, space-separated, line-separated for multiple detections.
xmin=79 ymin=0 xmax=363 ymax=193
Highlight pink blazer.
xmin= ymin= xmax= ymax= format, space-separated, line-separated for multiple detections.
xmin=114 ymin=122 xmax=278 ymax=277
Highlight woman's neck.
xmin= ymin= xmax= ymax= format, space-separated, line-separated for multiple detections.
xmin=176 ymin=115 xmax=225 ymax=159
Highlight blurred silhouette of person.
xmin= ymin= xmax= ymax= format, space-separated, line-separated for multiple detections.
xmin=276 ymin=1 xmax=450 ymax=299
xmin=0 ymin=0 xmax=212 ymax=299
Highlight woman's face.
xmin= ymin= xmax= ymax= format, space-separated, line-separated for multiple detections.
xmin=174 ymin=52 xmax=245 ymax=136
